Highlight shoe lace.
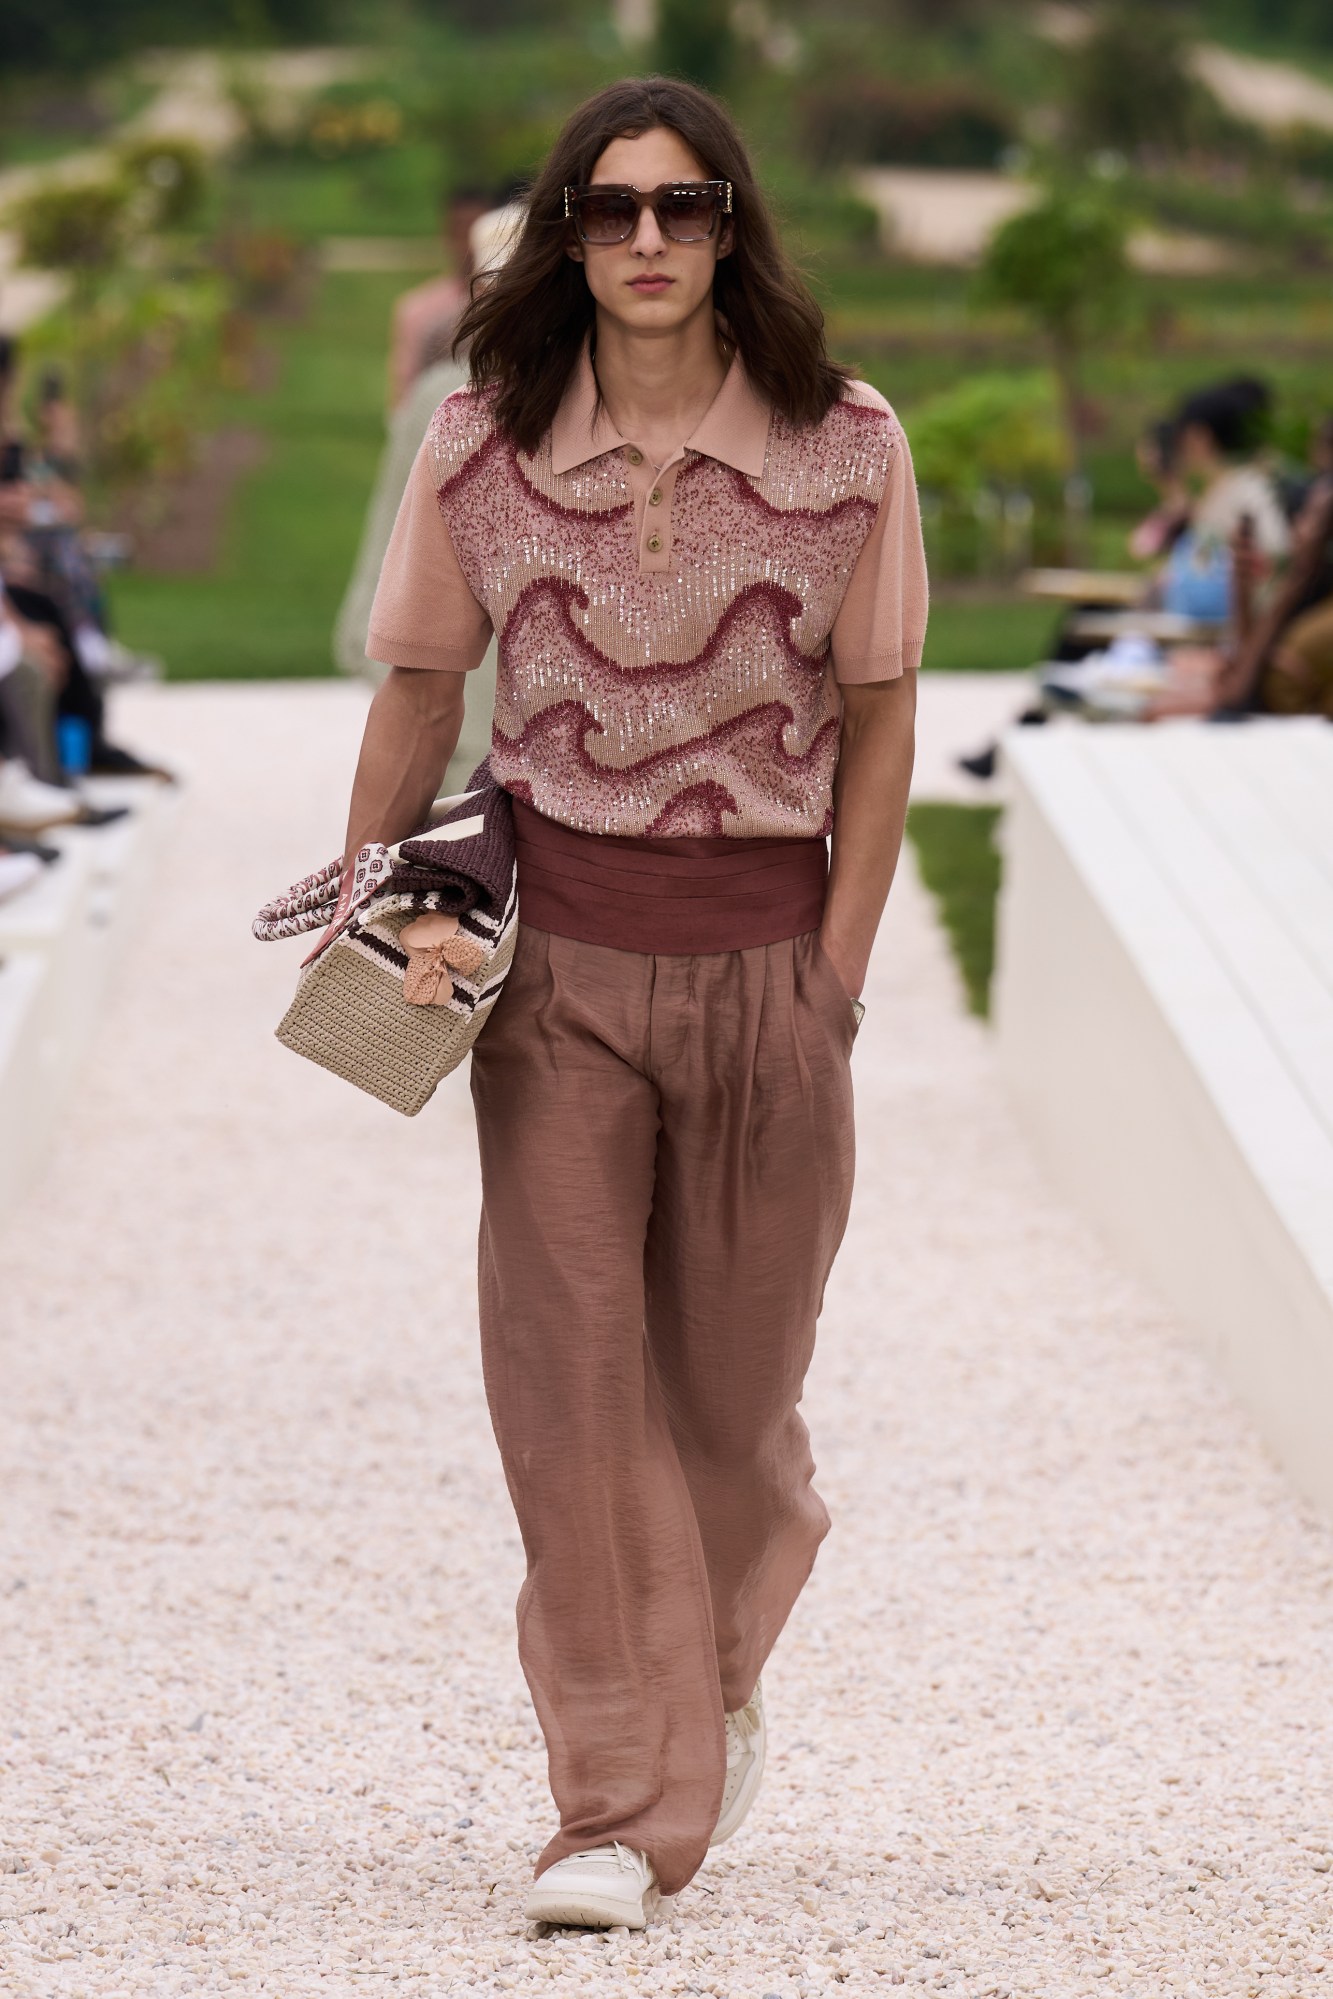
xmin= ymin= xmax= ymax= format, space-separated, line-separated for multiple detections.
xmin=569 ymin=1840 xmax=648 ymax=1879
xmin=725 ymin=1685 xmax=763 ymax=1762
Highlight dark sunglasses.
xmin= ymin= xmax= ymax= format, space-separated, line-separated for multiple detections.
xmin=563 ymin=180 xmax=733 ymax=245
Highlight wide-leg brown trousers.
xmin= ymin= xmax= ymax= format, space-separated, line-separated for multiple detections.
xmin=469 ymin=923 xmax=857 ymax=1895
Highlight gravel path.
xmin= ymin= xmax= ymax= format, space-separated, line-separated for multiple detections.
xmin=3 ymin=683 xmax=1331 ymax=1998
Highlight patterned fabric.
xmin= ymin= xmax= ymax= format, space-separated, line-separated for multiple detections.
xmin=252 ymin=761 xmax=520 ymax=1114
xmin=251 ymin=759 xmax=512 ymax=945
xmin=366 ymin=351 xmax=928 ymax=841
xmin=251 ymin=856 xmax=344 ymax=941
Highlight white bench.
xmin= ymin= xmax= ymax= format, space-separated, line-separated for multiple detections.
xmin=995 ymin=719 xmax=1333 ymax=1514
xmin=0 ymin=949 xmax=57 ymax=1210
xmin=0 ymin=778 xmax=169 ymax=1206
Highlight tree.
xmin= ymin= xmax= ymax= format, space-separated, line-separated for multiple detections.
xmin=0 ymin=0 xmax=334 ymax=72
xmin=8 ymin=179 xmax=133 ymax=306
xmin=653 ymin=0 xmax=737 ymax=95
xmin=978 ymin=183 xmax=1133 ymax=481
xmin=1062 ymin=4 xmax=1199 ymax=160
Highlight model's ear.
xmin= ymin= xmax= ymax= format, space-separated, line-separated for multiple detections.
xmin=716 ymin=218 xmax=735 ymax=261
xmin=566 ymin=238 xmax=586 ymax=265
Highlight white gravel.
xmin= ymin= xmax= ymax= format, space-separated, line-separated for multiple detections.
xmin=2 ymin=681 xmax=1331 ymax=1998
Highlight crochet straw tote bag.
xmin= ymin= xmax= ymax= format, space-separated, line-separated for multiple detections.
xmin=253 ymin=761 xmax=517 ymax=1117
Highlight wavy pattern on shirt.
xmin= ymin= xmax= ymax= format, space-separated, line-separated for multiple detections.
xmin=427 ymin=384 xmax=902 ymax=839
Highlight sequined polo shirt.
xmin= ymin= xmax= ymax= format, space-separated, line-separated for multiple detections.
xmin=366 ymin=341 xmax=928 ymax=840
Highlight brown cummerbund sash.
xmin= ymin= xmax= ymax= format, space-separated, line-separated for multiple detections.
xmin=511 ymin=798 xmax=828 ymax=955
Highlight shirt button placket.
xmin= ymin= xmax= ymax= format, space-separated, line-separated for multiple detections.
xmin=640 ymin=462 xmax=678 ymax=571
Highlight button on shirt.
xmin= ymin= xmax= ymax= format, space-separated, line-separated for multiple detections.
xmin=366 ymin=337 xmax=929 ymax=839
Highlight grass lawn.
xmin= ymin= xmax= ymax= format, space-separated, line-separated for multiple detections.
xmin=922 ymin=597 xmax=1053 ymax=673
xmin=905 ymin=804 xmax=1004 ymax=1016
xmin=105 ymin=251 xmax=1060 ymax=682
xmin=103 ymin=143 xmax=1333 ymax=685
xmin=197 ymin=147 xmax=446 ymax=241
xmin=109 ymin=270 xmax=402 ymax=679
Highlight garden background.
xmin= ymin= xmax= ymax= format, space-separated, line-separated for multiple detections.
xmin=3 ymin=0 xmax=1332 ymax=1005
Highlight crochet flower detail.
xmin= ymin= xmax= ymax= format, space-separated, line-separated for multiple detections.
xmin=399 ymin=912 xmax=487 ymax=1005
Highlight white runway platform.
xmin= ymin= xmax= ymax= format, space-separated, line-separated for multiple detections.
xmin=997 ymin=719 xmax=1333 ymax=1515
xmin=1 ymin=684 xmax=1330 ymax=1996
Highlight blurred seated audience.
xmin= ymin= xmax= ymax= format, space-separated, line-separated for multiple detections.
xmin=1127 ymin=418 xmax=1190 ymax=562
xmin=1151 ymin=414 xmax=1333 ymax=721
xmin=1153 ymin=377 xmax=1289 ymax=625
xmin=959 ymin=377 xmax=1317 ymax=773
xmin=0 ymin=335 xmax=171 ymax=817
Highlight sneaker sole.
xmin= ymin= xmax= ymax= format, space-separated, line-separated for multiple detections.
xmin=524 ymin=1885 xmax=664 ymax=1930
xmin=709 ymin=1726 xmax=767 ymax=1846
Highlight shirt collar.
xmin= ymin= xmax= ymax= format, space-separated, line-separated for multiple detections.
xmin=549 ymin=332 xmax=771 ymax=479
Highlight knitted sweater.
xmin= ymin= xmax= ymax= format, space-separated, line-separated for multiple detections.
xmin=366 ymin=346 xmax=928 ymax=839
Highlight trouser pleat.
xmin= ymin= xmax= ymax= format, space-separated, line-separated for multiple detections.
xmin=470 ymin=924 xmax=856 ymax=1894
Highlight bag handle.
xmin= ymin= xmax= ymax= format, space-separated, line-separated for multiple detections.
xmin=251 ymin=787 xmax=485 ymax=942
xmin=252 ymin=858 xmax=342 ymax=940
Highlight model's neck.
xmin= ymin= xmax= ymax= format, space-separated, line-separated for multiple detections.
xmin=592 ymin=301 xmax=728 ymax=465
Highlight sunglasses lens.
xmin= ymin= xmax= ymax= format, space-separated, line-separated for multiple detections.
xmin=577 ymin=191 xmax=638 ymax=243
xmin=658 ymin=188 xmax=718 ymax=241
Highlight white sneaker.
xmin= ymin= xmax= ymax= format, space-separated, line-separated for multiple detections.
xmin=0 ymin=761 xmax=79 ymax=833
xmin=525 ymin=1841 xmax=666 ymax=1930
xmin=710 ymin=1678 xmax=766 ymax=1846
xmin=0 ymin=850 xmax=42 ymax=903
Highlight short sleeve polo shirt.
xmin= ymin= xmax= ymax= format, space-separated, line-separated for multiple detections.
xmin=366 ymin=340 xmax=928 ymax=838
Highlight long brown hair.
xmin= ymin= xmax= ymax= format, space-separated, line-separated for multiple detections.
xmin=454 ymin=76 xmax=850 ymax=454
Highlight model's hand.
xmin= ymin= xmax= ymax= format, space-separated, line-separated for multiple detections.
xmin=820 ymin=674 xmax=916 ymax=1003
xmin=817 ymin=928 xmax=865 ymax=1002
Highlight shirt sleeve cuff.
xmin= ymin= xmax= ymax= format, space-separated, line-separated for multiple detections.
xmin=364 ymin=632 xmax=487 ymax=672
xmin=832 ymin=638 xmax=925 ymax=684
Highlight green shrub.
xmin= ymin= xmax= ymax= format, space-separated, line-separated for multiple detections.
xmin=1123 ymin=168 xmax=1333 ymax=265
xmin=221 ymin=66 xmax=297 ymax=160
xmin=798 ymin=77 xmax=1018 ymax=174
xmin=20 ymin=268 xmax=232 ymax=493
xmin=406 ymin=26 xmax=623 ymax=198
xmin=908 ymin=370 xmax=1069 ymax=501
xmin=1278 ymin=123 xmax=1333 ymax=182
xmin=303 ymin=93 xmax=406 ymax=160
xmin=978 ymin=182 xmax=1134 ymax=474
xmin=6 ymin=176 xmax=133 ymax=274
xmin=209 ymin=224 xmax=305 ymax=308
xmin=757 ymin=153 xmax=882 ymax=259
xmin=655 ymin=0 xmax=739 ymax=93
xmin=115 ymin=136 xmax=210 ymax=230
xmin=1061 ymin=5 xmax=1199 ymax=160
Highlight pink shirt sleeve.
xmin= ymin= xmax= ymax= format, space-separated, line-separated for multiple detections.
xmin=365 ymin=429 xmax=493 ymax=673
xmin=829 ymin=413 xmax=929 ymax=684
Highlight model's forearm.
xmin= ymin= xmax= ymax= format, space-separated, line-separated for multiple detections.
xmin=342 ymin=666 xmax=467 ymax=870
xmin=820 ymin=673 xmax=917 ymax=998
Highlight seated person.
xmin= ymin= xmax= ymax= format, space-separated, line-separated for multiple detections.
xmin=0 ymin=579 xmax=81 ymax=833
xmin=959 ymin=379 xmax=1296 ymax=766
xmin=1149 ymin=414 xmax=1333 ymax=722
xmin=1128 ymin=417 xmax=1191 ymax=562
xmin=0 ymin=532 xmax=167 ymax=784
xmin=1154 ymin=376 xmax=1289 ymax=625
